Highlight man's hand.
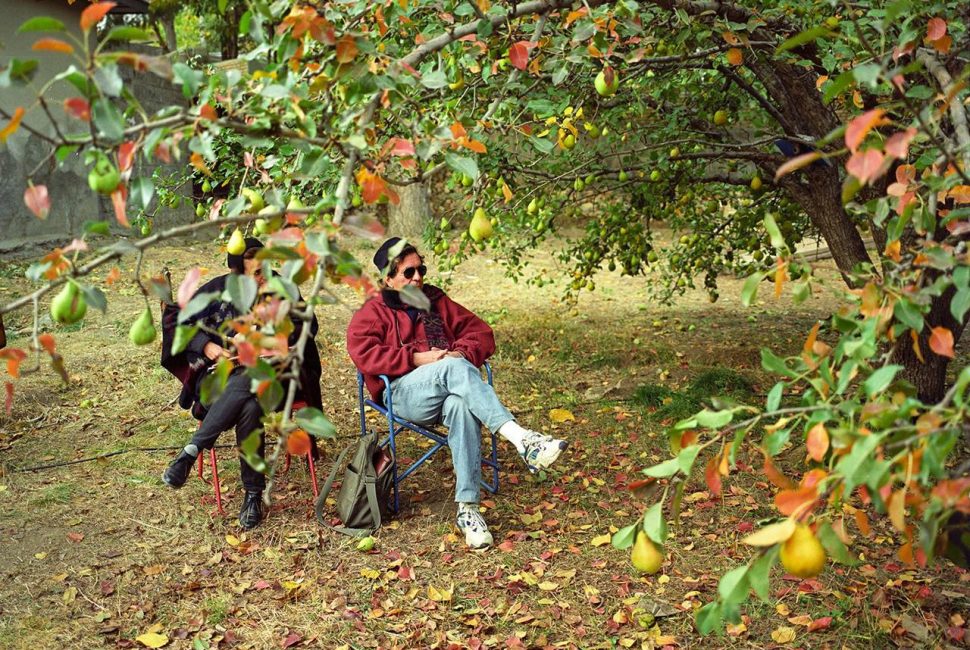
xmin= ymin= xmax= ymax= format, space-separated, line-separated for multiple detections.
xmin=444 ymin=350 xmax=464 ymax=359
xmin=203 ymin=342 xmax=229 ymax=361
xmin=413 ymin=349 xmax=448 ymax=366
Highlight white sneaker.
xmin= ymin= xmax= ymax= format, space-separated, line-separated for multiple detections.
xmin=456 ymin=507 xmax=493 ymax=549
xmin=520 ymin=430 xmax=568 ymax=474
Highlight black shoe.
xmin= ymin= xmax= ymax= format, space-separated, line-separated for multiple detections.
xmin=309 ymin=437 xmax=321 ymax=461
xmin=162 ymin=451 xmax=196 ymax=489
xmin=239 ymin=490 xmax=264 ymax=530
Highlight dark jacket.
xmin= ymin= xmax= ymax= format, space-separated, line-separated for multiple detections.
xmin=161 ymin=273 xmax=322 ymax=418
xmin=346 ymin=284 xmax=494 ymax=401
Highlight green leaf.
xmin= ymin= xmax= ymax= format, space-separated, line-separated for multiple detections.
xmin=18 ymin=16 xmax=66 ymax=33
xmin=83 ymin=220 xmax=111 ymax=236
xmin=0 ymin=58 xmax=39 ymax=86
xmin=841 ymin=174 xmax=862 ymax=204
xmin=763 ymin=213 xmax=786 ymax=250
xmin=304 ymin=231 xmax=331 ymax=257
xmin=822 ymin=70 xmax=855 ymax=104
xmin=766 ymin=382 xmax=784 ymax=412
xmin=748 ymin=548 xmax=778 ymax=602
xmin=740 ymin=272 xmax=760 ymax=307
xmin=420 ymin=68 xmax=449 ymax=89
xmin=950 ymin=289 xmax=970 ymax=322
xmin=893 ymin=298 xmax=923 ymax=331
xmin=240 ymin=430 xmax=267 ymax=473
xmin=717 ymin=564 xmax=749 ymax=606
xmin=218 ymin=0 xmax=229 ymax=12
xmin=642 ymin=501 xmax=667 ymax=544
xmin=294 ymin=407 xmax=337 ymax=439
xmin=611 ymin=523 xmax=637 ymax=550
xmin=863 ymin=364 xmax=903 ymax=397
xmin=173 ymin=62 xmax=203 ymax=98
xmin=852 ymin=63 xmax=882 ymax=87
xmin=177 ymin=291 xmax=219 ymax=324
xmin=444 ymin=152 xmax=478 ymax=181
xmin=104 ymin=26 xmax=152 ymax=42
xmin=761 ymin=349 xmax=797 ymax=378
xmin=170 ymin=324 xmax=198 ymax=355
xmin=776 ymin=26 xmax=832 ymax=53
xmin=642 ymin=457 xmax=681 ymax=478
xmin=223 ymin=273 xmax=257 ymax=314
xmin=817 ymin=522 xmax=859 ymax=566
xmin=398 ymin=284 xmax=430 ymax=311
xmin=91 ymin=98 xmax=124 ymax=142
xmin=694 ymin=601 xmax=721 ymax=635
xmin=677 ymin=445 xmax=702 ymax=475
xmin=696 ymin=409 xmax=733 ymax=429
xmin=256 ymin=378 xmax=283 ymax=414
xmin=79 ymin=285 xmax=107 ymax=313
xmin=129 ymin=177 xmax=154 ymax=210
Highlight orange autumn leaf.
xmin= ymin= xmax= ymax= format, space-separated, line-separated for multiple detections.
xmin=705 ymin=455 xmax=722 ymax=497
xmin=335 ymin=35 xmax=358 ymax=63
xmin=806 ymin=423 xmax=829 ymax=462
xmin=774 ymin=486 xmax=818 ymax=517
xmin=0 ymin=348 xmax=28 ymax=379
xmin=105 ymin=267 xmax=121 ymax=286
xmin=287 ymin=429 xmax=312 ymax=456
xmin=764 ymin=454 xmax=794 ymax=490
xmin=929 ymin=326 xmax=954 ymax=358
xmin=845 ymin=109 xmax=887 ymax=154
xmin=0 ymin=107 xmax=25 ymax=143
xmin=190 ymin=152 xmax=212 ymax=176
xmin=32 ymin=38 xmax=74 ymax=54
xmin=726 ymin=47 xmax=743 ymax=65
xmin=854 ymin=508 xmax=872 ymax=536
xmin=199 ymin=103 xmax=218 ymax=121
xmin=81 ymin=2 xmax=116 ymax=32
xmin=37 ymin=333 xmax=56 ymax=355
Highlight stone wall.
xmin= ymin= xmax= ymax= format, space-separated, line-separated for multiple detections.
xmin=0 ymin=2 xmax=195 ymax=257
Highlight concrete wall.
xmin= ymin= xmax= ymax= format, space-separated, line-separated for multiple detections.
xmin=0 ymin=0 xmax=195 ymax=257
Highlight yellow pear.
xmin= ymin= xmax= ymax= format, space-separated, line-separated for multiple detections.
xmin=631 ymin=531 xmax=663 ymax=574
xmin=227 ymin=228 xmax=247 ymax=255
xmin=241 ymin=188 xmax=265 ymax=212
xmin=469 ymin=207 xmax=493 ymax=242
xmin=779 ymin=523 xmax=826 ymax=578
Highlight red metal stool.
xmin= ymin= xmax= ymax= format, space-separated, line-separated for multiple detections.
xmin=196 ymin=400 xmax=319 ymax=515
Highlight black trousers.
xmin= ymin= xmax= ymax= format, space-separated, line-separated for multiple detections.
xmin=189 ymin=371 xmax=265 ymax=492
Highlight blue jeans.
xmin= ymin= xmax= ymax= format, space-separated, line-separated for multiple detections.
xmin=389 ymin=357 xmax=514 ymax=503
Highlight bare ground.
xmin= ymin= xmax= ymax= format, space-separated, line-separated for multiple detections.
xmin=0 ymin=233 xmax=968 ymax=649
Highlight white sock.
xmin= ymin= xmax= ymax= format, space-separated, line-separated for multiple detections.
xmin=184 ymin=444 xmax=199 ymax=457
xmin=497 ymin=420 xmax=530 ymax=453
xmin=458 ymin=502 xmax=479 ymax=514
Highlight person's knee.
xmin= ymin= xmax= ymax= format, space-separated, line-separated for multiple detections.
xmin=441 ymin=395 xmax=471 ymax=420
xmin=438 ymin=355 xmax=476 ymax=378
xmin=239 ymin=397 xmax=262 ymax=424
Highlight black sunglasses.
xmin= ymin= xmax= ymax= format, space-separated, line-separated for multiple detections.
xmin=399 ymin=264 xmax=427 ymax=279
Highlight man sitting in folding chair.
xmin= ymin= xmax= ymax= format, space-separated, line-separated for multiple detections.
xmin=161 ymin=237 xmax=322 ymax=530
xmin=347 ymin=237 xmax=567 ymax=549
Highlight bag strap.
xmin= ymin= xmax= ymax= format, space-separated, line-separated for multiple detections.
xmin=313 ymin=438 xmax=383 ymax=537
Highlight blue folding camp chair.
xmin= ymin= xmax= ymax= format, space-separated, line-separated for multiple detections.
xmin=356 ymin=363 xmax=500 ymax=513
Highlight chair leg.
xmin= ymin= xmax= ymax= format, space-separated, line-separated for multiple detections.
xmin=197 ymin=452 xmax=205 ymax=481
xmin=306 ymin=452 xmax=319 ymax=498
xmin=210 ymin=448 xmax=224 ymax=515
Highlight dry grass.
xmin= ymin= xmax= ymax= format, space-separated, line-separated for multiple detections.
xmin=0 ymin=233 xmax=968 ymax=649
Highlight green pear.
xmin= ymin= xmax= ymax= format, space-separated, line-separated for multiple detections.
xmin=50 ymin=281 xmax=86 ymax=324
xmin=129 ymin=308 xmax=157 ymax=346
xmin=227 ymin=228 xmax=246 ymax=255
xmin=469 ymin=207 xmax=493 ymax=242
xmin=241 ymin=188 xmax=265 ymax=212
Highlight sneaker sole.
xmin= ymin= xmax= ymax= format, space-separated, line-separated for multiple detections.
xmin=463 ymin=532 xmax=493 ymax=550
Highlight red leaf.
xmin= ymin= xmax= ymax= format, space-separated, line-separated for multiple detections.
xmin=885 ymin=128 xmax=916 ymax=159
xmin=509 ymin=41 xmax=534 ymax=71
xmin=5 ymin=382 xmax=13 ymax=416
xmin=926 ymin=17 xmax=947 ymax=41
xmin=177 ymin=268 xmax=201 ymax=308
xmin=67 ymin=532 xmax=84 ymax=543
xmin=24 ymin=184 xmax=50 ymax=219
xmin=764 ymin=455 xmax=794 ymax=490
xmin=845 ymin=109 xmax=886 ymax=153
xmin=236 ymin=340 xmax=258 ymax=367
xmin=808 ymin=616 xmax=833 ymax=632
xmin=281 ymin=632 xmax=302 ymax=649
xmin=199 ymin=103 xmax=217 ymax=121
xmin=32 ymin=38 xmax=74 ymax=54
xmin=1 ymin=348 xmax=27 ymax=378
xmin=63 ymin=97 xmax=90 ymax=121
xmin=117 ymin=141 xmax=137 ymax=173
xmin=335 ymin=35 xmax=358 ymax=63
xmin=846 ymin=149 xmax=885 ymax=185
xmin=110 ymin=185 xmax=128 ymax=227
xmin=806 ymin=423 xmax=829 ymax=462
xmin=929 ymin=326 xmax=954 ymax=358
xmin=81 ymin=2 xmax=116 ymax=32
xmin=704 ymin=456 xmax=722 ymax=497
xmin=388 ymin=138 xmax=415 ymax=157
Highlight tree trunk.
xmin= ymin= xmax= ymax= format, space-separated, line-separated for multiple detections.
xmin=161 ymin=16 xmax=177 ymax=54
xmin=388 ymin=182 xmax=432 ymax=242
xmin=0 ymin=314 xmax=6 ymax=350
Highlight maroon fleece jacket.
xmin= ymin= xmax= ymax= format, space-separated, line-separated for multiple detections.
xmin=347 ymin=285 xmax=495 ymax=401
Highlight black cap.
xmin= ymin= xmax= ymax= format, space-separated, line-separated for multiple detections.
xmin=227 ymin=237 xmax=264 ymax=272
xmin=373 ymin=237 xmax=407 ymax=275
